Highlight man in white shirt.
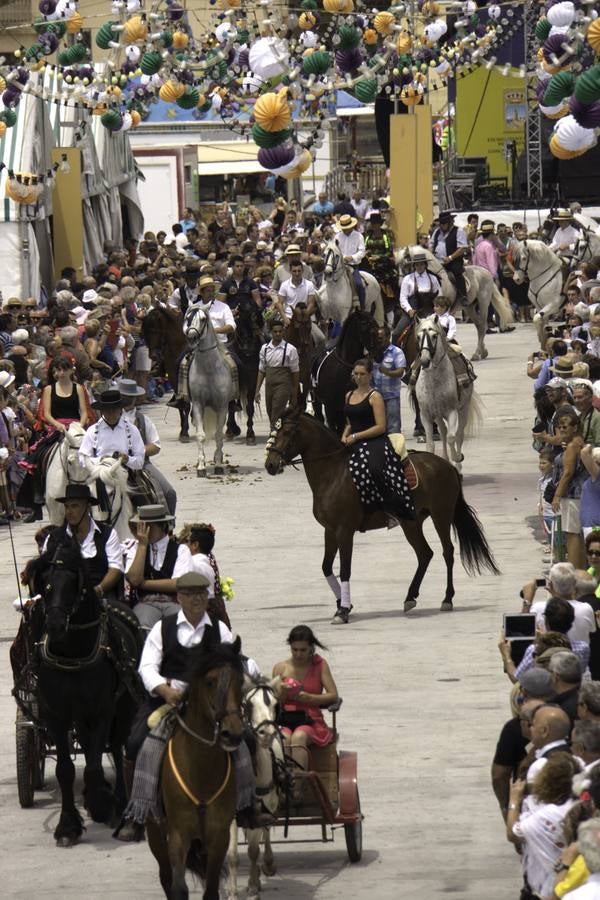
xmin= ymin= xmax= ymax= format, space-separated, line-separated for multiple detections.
xmin=255 ymin=319 xmax=300 ymax=428
xmin=550 ymin=209 xmax=580 ymax=256
xmin=396 ymin=252 xmax=441 ymax=334
xmin=271 ymin=245 xmax=314 ymax=292
xmin=335 ymin=214 xmax=366 ymax=309
xmin=276 ymin=261 xmax=317 ymax=323
xmin=163 ymin=223 xmax=188 ymax=255
xmin=124 ymin=504 xmax=193 ymax=631
xmin=524 ymin=563 xmax=597 ymax=644
xmin=79 ymin=389 xmax=146 ymax=472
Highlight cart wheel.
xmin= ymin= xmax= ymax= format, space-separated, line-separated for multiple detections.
xmin=344 ymin=790 xmax=362 ymax=862
xmin=16 ymin=707 xmax=37 ymax=808
xmin=34 ymin=732 xmax=46 ymax=790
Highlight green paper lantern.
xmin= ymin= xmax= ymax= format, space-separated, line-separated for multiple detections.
xmin=301 ymin=0 xmax=318 ymax=8
xmin=33 ymin=18 xmax=65 ymax=37
xmin=251 ymin=123 xmax=292 ymax=148
xmin=535 ymin=18 xmax=551 ymax=42
xmin=338 ymin=25 xmax=361 ymax=51
xmin=237 ymin=29 xmax=249 ymax=45
xmin=205 ymin=51 xmax=228 ymax=81
xmin=353 ymin=77 xmax=378 ymax=104
xmin=543 ymin=71 xmax=575 ymax=106
xmin=302 ymin=50 xmax=331 ymax=76
xmin=0 ymin=110 xmax=17 ymax=127
xmin=96 ymin=21 xmax=119 ymax=51
xmin=25 ymin=44 xmax=44 ymax=62
xmin=574 ymin=65 xmax=600 ymax=105
xmin=140 ymin=51 xmax=162 ymax=75
xmin=57 ymin=50 xmax=71 ymax=67
xmin=101 ymin=109 xmax=122 ymax=131
xmin=176 ymin=86 xmax=200 ymax=109
xmin=67 ymin=43 xmax=88 ymax=64
xmin=161 ymin=30 xmax=173 ymax=47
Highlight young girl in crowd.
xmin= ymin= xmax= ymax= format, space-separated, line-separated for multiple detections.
xmin=538 ymin=448 xmax=555 ymax=550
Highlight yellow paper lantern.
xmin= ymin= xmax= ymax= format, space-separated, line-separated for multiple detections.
xmin=550 ymin=135 xmax=584 ymax=159
xmin=323 ymin=0 xmax=346 ymax=11
xmin=342 ymin=0 xmax=354 ymax=11
xmin=254 ymin=90 xmax=292 ymax=132
xmin=172 ymin=31 xmax=189 ymax=50
xmin=298 ymin=11 xmax=317 ymax=29
xmin=0 ymin=122 xmax=7 ymax=139
xmin=122 ymin=15 xmax=148 ymax=44
xmin=159 ymin=80 xmax=185 ymax=102
xmin=106 ymin=85 xmax=122 ymax=98
xmin=374 ymin=11 xmax=395 ymax=35
xmin=66 ymin=12 xmax=84 ymax=34
xmin=401 ymin=87 xmax=423 ymax=107
xmin=284 ymin=149 xmax=313 ymax=179
xmin=397 ymin=32 xmax=412 ymax=54
xmin=6 ymin=174 xmax=38 ymax=205
xmin=130 ymin=110 xmax=141 ymax=127
xmin=421 ymin=1 xmax=441 ymax=14
xmin=587 ymin=20 xmax=600 ymax=53
xmin=363 ymin=28 xmax=378 ymax=45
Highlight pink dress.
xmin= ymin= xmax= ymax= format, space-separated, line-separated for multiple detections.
xmin=281 ymin=654 xmax=334 ymax=747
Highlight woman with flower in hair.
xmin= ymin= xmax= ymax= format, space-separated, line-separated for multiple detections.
xmin=178 ymin=522 xmax=231 ymax=629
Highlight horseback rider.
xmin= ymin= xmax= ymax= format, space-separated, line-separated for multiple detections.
xmin=364 ymin=212 xmax=398 ymax=324
xmin=117 ymin=379 xmax=177 ymax=517
xmin=334 ymin=213 xmax=367 ymax=310
xmin=395 ymin=251 xmax=441 ymax=337
xmin=79 ymin=388 xmax=146 ymax=474
xmin=549 ymin=209 xmax=580 ymax=260
xmin=429 ymin=211 xmax=468 ymax=305
xmin=115 ymin=571 xmax=269 ymax=842
xmin=166 ymin=274 xmax=238 ymax=410
xmin=168 ymin=258 xmax=201 ymax=315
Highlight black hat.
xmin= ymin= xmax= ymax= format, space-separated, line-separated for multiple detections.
xmin=438 ymin=211 xmax=455 ymax=224
xmin=92 ymin=388 xmax=123 ymax=410
xmin=56 ymin=483 xmax=98 ymax=505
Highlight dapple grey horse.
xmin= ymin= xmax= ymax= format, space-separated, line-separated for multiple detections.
xmin=318 ymin=240 xmax=385 ymax=326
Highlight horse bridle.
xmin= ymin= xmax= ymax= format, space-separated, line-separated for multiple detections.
xmin=188 ymin=309 xmax=218 ymax=352
xmin=514 ymin=240 xmax=563 ymax=304
xmin=417 ymin=326 xmax=441 ymax=367
xmin=175 ymin=668 xmax=241 ymax=747
xmin=266 ymin=417 xmax=345 ymax=467
xmin=324 ymin=245 xmax=344 ymax=283
xmin=243 ymin=682 xmax=281 ymax=741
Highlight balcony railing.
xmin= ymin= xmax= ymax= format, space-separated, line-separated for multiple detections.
xmin=0 ymin=0 xmax=32 ymax=28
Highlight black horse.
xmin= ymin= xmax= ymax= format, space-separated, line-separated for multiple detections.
xmin=227 ymin=297 xmax=264 ymax=445
xmin=313 ymin=310 xmax=380 ymax=434
xmin=30 ymin=537 xmax=142 ymax=846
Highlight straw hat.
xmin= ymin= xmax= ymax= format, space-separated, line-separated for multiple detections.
xmin=338 ymin=214 xmax=358 ymax=231
xmin=553 ymin=209 xmax=573 ymax=221
xmin=130 ymin=503 xmax=174 ymax=524
xmin=198 ymin=275 xmax=215 ymax=290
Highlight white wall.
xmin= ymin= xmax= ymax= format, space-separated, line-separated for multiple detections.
xmin=134 ymin=156 xmax=179 ymax=235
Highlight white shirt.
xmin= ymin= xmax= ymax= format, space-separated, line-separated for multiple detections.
xmin=139 ymin=609 xmax=234 ymax=695
xmin=258 ymin=339 xmax=300 ymax=373
xmin=79 ymin=415 xmax=146 ymax=471
xmin=430 ymin=226 xmax=468 ymax=260
xmin=188 ymin=552 xmax=216 ymax=598
xmin=168 ymin=286 xmax=200 ymax=311
xmin=334 ymin=229 xmax=366 ymax=265
xmin=550 ymin=224 xmax=579 ymax=252
xmin=123 ymin=408 xmax=161 ymax=449
xmin=512 ymin=798 xmax=574 ymax=898
xmin=566 ymin=873 xmax=600 ymax=899
xmin=531 ymin=598 xmax=597 ymax=643
xmin=399 ymin=271 xmax=441 ymax=311
xmin=124 ymin=535 xmax=192 ymax=579
xmin=278 ymin=278 xmax=316 ymax=319
xmin=42 ymin=519 xmax=123 ymax=572
xmin=185 ymin=300 xmax=236 ymax=344
xmin=437 ymin=311 xmax=457 ymax=341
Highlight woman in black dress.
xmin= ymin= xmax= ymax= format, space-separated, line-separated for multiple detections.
xmin=342 ymin=358 xmax=414 ymax=523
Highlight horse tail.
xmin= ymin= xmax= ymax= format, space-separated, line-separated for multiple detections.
xmin=452 ymin=473 xmax=500 ymax=576
xmin=465 ymin=388 xmax=484 ymax=438
xmin=491 ymin=284 xmax=514 ymax=329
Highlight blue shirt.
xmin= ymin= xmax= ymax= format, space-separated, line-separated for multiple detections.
xmin=534 ymin=356 xmax=560 ymax=391
xmin=372 ymin=345 xmax=406 ymax=400
xmin=312 ymin=200 xmax=334 ymax=216
xmin=179 ymin=218 xmax=196 ymax=233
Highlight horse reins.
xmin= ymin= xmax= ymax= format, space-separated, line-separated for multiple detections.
xmin=514 ymin=241 xmax=562 ymax=305
xmin=167 ymin=739 xmax=232 ymax=808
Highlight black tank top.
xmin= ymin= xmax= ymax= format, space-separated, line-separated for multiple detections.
xmin=344 ymin=390 xmax=376 ymax=432
xmin=51 ymin=382 xmax=80 ymax=420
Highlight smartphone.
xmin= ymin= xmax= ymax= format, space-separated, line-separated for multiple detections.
xmin=535 ymin=577 xmax=546 ymax=588
xmin=504 ymin=613 xmax=536 ymax=640
xmin=532 ymin=351 xmax=541 ymax=359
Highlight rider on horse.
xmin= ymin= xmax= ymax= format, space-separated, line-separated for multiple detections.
xmin=364 ymin=212 xmax=398 ymax=314
xmin=429 ymin=211 xmax=468 ymax=305
xmin=334 ymin=214 xmax=367 ymax=310
xmin=79 ymin=388 xmax=146 ymax=475
xmin=395 ymin=251 xmax=441 ymax=337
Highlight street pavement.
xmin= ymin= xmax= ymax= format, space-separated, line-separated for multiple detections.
xmin=0 ymin=322 xmax=539 ymax=898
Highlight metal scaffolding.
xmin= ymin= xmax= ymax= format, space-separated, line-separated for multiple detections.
xmin=524 ymin=0 xmax=544 ymax=201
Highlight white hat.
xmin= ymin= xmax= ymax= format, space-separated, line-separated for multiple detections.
xmin=71 ymin=306 xmax=89 ymax=325
xmin=82 ymin=289 xmax=99 ymax=304
xmin=546 ymin=377 xmax=568 ymax=389
xmin=11 ymin=328 xmax=29 ymax=344
xmin=0 ymin=371 xmax=15 ymax=388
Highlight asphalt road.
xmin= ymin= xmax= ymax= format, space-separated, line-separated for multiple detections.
xmin=0 ymin=322 xmax=537 ymax=898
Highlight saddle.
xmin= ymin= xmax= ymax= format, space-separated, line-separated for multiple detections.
xmin=388 ymin=434 xmax=419 ymax=490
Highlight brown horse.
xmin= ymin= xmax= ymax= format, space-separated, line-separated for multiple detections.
xmin=141 ymin=307 xmax=191 ymax=443
xmin=146 ymin=638 xmax=245 ymax=900
xmin=283 ymin=306 xmax=313 ymax=409
xmin=265 ymin=409 xmax=499 ymax=615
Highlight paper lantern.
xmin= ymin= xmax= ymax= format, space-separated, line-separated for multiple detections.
xmin=298 ymin=11 xmax=317 ymax=29
xmin=176 ymin=86 xmax=200 ymax=109
xmin=251 ymin=123 xmax=292 ymax=148
xmin=550 ymin=134 xmax=588 ymax=159
xmin=547 ymin=2 xmax=575 ymax=29
xmin=254 ymin=91 xmax=291 ymax=132
xmin=338 ymin=24 xmax=361 ymax=50
xmin=123 ymin=15 xmax=148 ymax=44
xmin=575 ymin=65 xmax=600 ymax=105
xmin=323 ymin=0 xmax=348 ymax=11
xmin=539 ymin=101 xmax=570 ymax=120
xmin=300 ymin=30 xmax=319 ymax=49
xmin=96 ymin=22 xmax=118 ymax=50
xmin=6 ymin=175 xmax=38 ymax=205
xmin=554 ymin=114 xmax=595 ymax=151
xmin=140 ymin=51 xmax=162 ymax=75
xmin=543 ymin=32 xmax=569 ymax=63
xmin=396 ymin=32 xmax=412 ymax=54
xmin=0 ymin=122 xmax=6 ymax=139
xmin=587 ymin=20 xmax=600 ymax=54
xmin=424 ymin=19 xmax=447 ymax=43
xmin=0 ymin=110 xmax=17 ymax=127
xmin=172 ymin=30 xmax=189 ymax=50
xmin=159 ymin=80 xmax=185 ymax=102
xmin=569 ymin=96 xmax=600 ymax=129
xmin=101 ymin=109 xmax=123 ymax=131
xmin=257 ymin=142 xmax=296 ymax=170
xmin=374 ymin=12 xmax=395 ymax=36
xmin=66 ymin=11 xmax=83 ymax=33
xmin=130 ymin=110 xmax=141 ymax=127
xmin=401 ymin=86 xmax=423 ymax=107
xmin=542 ymin=70 xmax=575 ymax=106
xmin=248 ymin=37 xmax=289 ymax=81
xmin=283 ymin=148 xmax=312 ymax=179
xmin=353 ymin=77 xmax=377 ymax=103
xmin=302 ymin=50 xmax=331 ymax=76
xmin=336 ymin=48 xmax=363 ymax=73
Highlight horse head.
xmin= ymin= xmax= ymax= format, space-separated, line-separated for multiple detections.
xmin=349 ymin=308 xmax=380 ymax=354
xmin=187 ymin=306 xmax=213 ymax=347
xmin=187 ymin=635 xmax=245 ymax=751
xmin=65 ymin=422 xmax=85 ymax=447
xmin=243 ymin=675 xmax=281 ymax=749
xmin=141 ymin=307 xmax=167 ymax=357
xmin=512 ymin=239 xmax=529 ymax=284
xmin=264 ymin=406 xmax=303 ymax=475
xmin=40 ymin=536 xmax=87 ymax=644
xmin=323 ymin=241 xmax=343 ymax=282
xmin=416 ymin=314 xmax=444 ymax=369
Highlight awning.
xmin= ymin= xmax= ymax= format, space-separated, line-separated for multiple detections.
xmin=197 ymin=141 xmax=263 ymax=176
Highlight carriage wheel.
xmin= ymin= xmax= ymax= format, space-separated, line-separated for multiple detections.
xmin=16 ymin=707 xmax=37 ymax=808
xmin=343 ymin=790 xmax=362 ymax=862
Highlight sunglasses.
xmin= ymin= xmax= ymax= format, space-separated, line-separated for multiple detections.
xmin=588 ymin=549 xmax=600 ymax=556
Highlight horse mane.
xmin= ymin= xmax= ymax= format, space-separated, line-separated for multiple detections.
xmin=141 ymin=306 xmax=180 ymax=341
xmin=515 ymin=239 xmax=557 ymax=263
xmin=187 ymin=635 xmax=244 ymax=681
xmin=297 ymin=411 xmax=342 ymax=446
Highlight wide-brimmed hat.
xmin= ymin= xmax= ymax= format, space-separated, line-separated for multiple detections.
xmin=98 ymin=282 xmax=118 ymax=296
xmin=198 ymin=275 xmax=215 ymax=290
xmin=71 ymin=305 xmax=89 ymax=325
xmin=117 ymin=378 xmax=145 ymax=398
xmin=553 ymin=208 xmax=573 ymax=221
xmin=91 ymin=388 xmax=123 ymax=410
xmin=4 ymin=297 xmax=22 ymax=309
xmin=411 ymin=251 xmax=429 ymax=265
xmin=338 ymin=214 xmax=358 ymax=231
xmin=176 ymin=571 xmax=210 ymax=591
xmin=480 ymin=222 xmax=495 ymax=234
xmin=56 ymin=483 xmax=98 ymax=505
xmin=130 ymin=503 xmax=175 ymax=524
xmin=286 ymin=244 xmax=302 ymax=254
xmin=0 ymin=371 xmax=15 ymax=389
xmin=550 ymin=358 xmax=575 ymax=377
xmin=438 ymin=211 xmax=455 ymax=224
xmin=82 ymin=289 xmax=99 ymax=305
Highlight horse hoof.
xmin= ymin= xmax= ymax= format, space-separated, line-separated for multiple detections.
xmin=179 ymin=433 xmax=190 ymax=444
xmin=482 ymin=349 xmax=489 ymax=359
xmin=197 ymin=469 xmax=207 ymax=478
xmin=56 ymin=835 xmax=79 ymax=848
xmin=440 ymin=600 xmax=454 ymax=612
xmin=471 ymin=352 xmax=481 ymax=362
xmin=246 ymin=434 xmax=256 ymax=446
xmin=404 ymin=599 xmax=417 ymax=612
xmin=262 ymin=863 xmax=277 ymax=877
xmin=225 ymin=431 xmax=235 ymax=442
xmin=214 ymin=466 xmax=224 ymax=475
xmin=417 ymin=435 xmax=426 ymax=444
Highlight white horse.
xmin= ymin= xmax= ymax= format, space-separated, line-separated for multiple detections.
xmin=398 ymin=246 xmax=514 ymax=361
xmin=511 ymin=239 xmax=563 ymax=345
xmin=226 ymin=676 xmax=283 ymax=900
xmin=318 ymin=240 xmax=385 ymax=326
xmin=45 ymin=423 xmax=89 ymax=524
xmin=83 ymin=456 xmax=134 ymax=542
xmin=186 ymin=307 xmax=234 ymax=477
xmin=415 ymin=315 xmax=481 ymax=472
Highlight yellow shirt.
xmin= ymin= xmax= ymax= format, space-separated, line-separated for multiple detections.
xmin=555 ymin=855 xmax=589 ymax=898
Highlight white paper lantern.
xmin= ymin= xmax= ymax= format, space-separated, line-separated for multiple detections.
xmin=248 ymin=37 xmax=289 ymax=81
xmin=118 ymin=112 xmax=133 ymax=132
xmin=125 ymin=45 xmax=141 ymax=64
xmin=299 ymin=30 xmax=319 ymax=49
xmin=215 ymin=22 xmax=236 ymax=43
xmin=555 ymin=115 xmax=595 ymax=150
xmin=424 ymin=19 xmax=447 ymax=43
xmin=126 ymin=0 xmax=141 ymax=11
xmin=547 ymin=2 xmax=575 ymax=28
xmin=488 ymin=5 xmax=501 ymax=21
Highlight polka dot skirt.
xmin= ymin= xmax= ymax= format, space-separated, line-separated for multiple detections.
xmin=348 ymin=438 xmax=415 ymax=518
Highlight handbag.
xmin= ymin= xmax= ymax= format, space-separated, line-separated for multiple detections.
xmin=277 ymin=709 xmax=313 ymax=730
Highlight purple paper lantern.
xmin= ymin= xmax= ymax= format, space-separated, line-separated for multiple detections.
xmin=39 ymin=32 xmax=59 ymax=53
xmin=257 ymin=143 xmax=295 ymax=170
xmin=237 ymin=48 xmax=249 ymax=70
xmin=569 ymin=96 xmax=600 ymax=129
xmin=2 ymin=88 xmax=21 ymax=108
xmin=543 ymin=32 xmax=569 ymax=61
xmin=39 ymin=0 xmax=57 ymax=14
xmin=335 ymin=48 xmax=363 ymax=73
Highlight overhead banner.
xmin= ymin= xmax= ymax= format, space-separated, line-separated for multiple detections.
xmin=456 ymin=66 xmax=525 ymax=184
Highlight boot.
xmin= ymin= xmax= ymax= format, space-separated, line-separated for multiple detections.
xmin=166 ymin=394 xmax=186 ymax=410
xmin=113 ymin=759 xmax=145 ymax=843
